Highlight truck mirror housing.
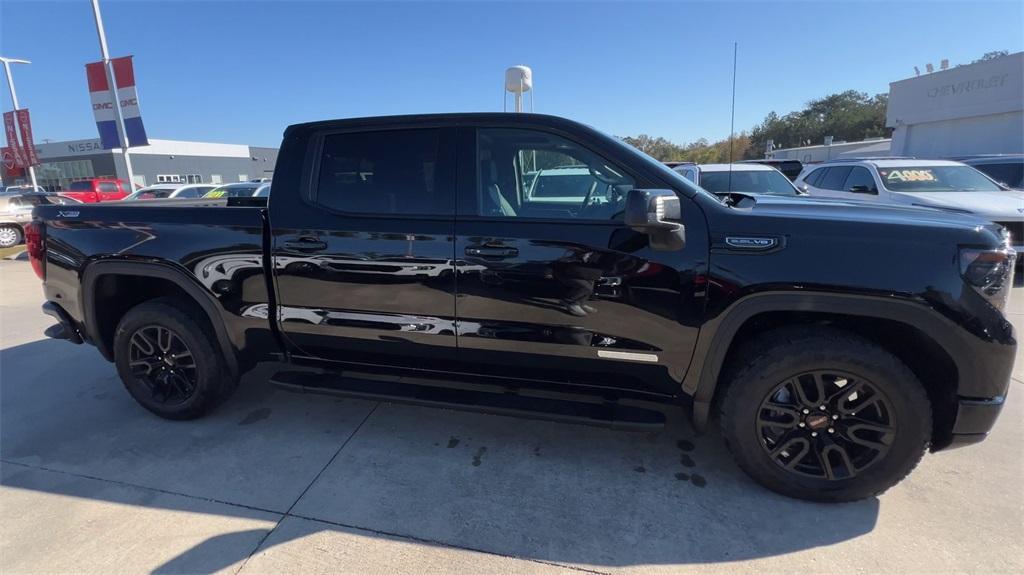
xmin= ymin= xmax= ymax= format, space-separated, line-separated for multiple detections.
xmin=625 ymin=189 xmax=685 ymax=250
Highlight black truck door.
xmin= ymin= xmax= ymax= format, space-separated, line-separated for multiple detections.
xmin=453 ymin=126 xmax=706 ymax=397
xmin=270 ymin=126 xmax=458 ymax=371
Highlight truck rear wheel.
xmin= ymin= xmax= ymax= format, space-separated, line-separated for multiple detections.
xmin=719 ymin=326 xmax=932 ymax=502
xmin=113 ymin=297 xmax=235 ymax=420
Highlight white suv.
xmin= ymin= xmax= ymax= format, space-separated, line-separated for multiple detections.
xmin=796 ymin=158 xmax=1024 ymax=252
xmin=673 ymin=163 xmax=803 ymax=196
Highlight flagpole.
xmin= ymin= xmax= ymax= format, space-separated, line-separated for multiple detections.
xmin=90 ymin=0 xmax=135 ymax=189
xmin=0 ymin=57 xmax=38 ymax=189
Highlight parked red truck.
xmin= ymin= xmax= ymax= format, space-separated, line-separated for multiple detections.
xmin=61 ymin=178 xmax=130 ymax=203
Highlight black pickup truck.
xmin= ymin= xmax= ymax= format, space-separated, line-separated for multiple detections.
xmin=30 ymin=114 xmax=1016 ymax=502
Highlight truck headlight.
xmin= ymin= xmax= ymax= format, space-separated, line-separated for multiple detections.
xmin=960 ymin=247 xmax=1016 ymax=310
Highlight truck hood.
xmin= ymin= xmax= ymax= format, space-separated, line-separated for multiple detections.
xmin=740 ymin=194 xmax=999 ymax=233
xmin=889 ymin=190 xmax=1024 ymax=221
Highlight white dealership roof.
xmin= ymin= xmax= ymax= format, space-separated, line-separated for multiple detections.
xmin=35 ymin=138 xmax=258 ymax=160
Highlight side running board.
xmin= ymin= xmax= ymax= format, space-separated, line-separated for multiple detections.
xmin=269 ymin=370 xmax=667 ymax=431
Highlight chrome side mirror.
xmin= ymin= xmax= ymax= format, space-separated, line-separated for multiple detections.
xmin=625 ymin=189 xmax=685 ymax=250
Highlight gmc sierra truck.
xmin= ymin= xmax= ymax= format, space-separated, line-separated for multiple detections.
xmin=30 ymin=114 xmax=1017 ymax=502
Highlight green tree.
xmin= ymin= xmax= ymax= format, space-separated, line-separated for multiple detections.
xmin=971 ymin=50 xmax=1009 ymax=63
xmin=621 ymin=133 xmax=751 ymax=163
xmin=747 ymin=90 xmax=890 ymax=157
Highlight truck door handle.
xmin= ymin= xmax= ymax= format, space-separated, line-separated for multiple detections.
xmin=465 ymin=246 xmax=518 ymax=259
xmin=283 ymin=237 xmax=327 ymax=252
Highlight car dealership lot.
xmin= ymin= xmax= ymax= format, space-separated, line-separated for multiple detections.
xmin=1 ymin=258 xmax=1022 ymax=574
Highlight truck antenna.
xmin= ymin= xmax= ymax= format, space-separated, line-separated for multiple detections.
xmin=728 ymin=42 xmax=738 ymax=193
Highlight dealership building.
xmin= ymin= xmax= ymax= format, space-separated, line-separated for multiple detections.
xmin=767 ymin=51 xmax=1023 ymax=162
xmin=4 ymin=138 xmax=278 ymax=191
xmin=887 ymin=51 xmax=1023 ymax=157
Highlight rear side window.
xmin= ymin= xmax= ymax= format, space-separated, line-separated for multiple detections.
xmin=316 ymin=129 xmax=448 ymax=216
xmin=69 ymin=181 xmax=92 ymax=191
xmin=98 ymin=182 xmax=118 ymax=193
xmin=843 ymin=167 xmax=877 ymax=193
xmin=819 ymin=166 xmax=853 ymax=190
xmin=803 ymin=168 xmax=825 ymax=186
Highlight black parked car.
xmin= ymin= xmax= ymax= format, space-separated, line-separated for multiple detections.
xmin=957 ymin=155 xmax=1024 ymax=190
xmin=30 ymin=113 xmax=1016 ymax=502
xmin=737 ymin=158 xmax=804 ymax=180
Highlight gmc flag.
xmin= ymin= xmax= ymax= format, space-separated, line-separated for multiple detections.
xmin=85 ymin=56 xmax=149 ymax=149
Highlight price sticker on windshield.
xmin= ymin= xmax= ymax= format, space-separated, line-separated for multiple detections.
xmin=881 ymin=169 xmax=937 ymax=182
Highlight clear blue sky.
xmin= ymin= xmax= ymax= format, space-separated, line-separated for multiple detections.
xmin=2 ymin=1 xmax=1022 ymax=147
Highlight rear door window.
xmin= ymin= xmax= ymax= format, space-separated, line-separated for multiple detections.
xmin=98 ymin=182 xmax=118 ymax=193
xmin=176 ymin=187 xmax=206 ymax=198
xmin=803 ymin=168 xmax=825 ymax=187
xmin=819 ymin=166 xmax=853 ymax=191
xmin=843 ymin=167 xmax=877 ymax=193
xmin=316 ymin=129 xmax=451 ymax=216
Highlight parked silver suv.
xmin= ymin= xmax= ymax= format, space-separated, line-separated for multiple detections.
xmin=795 ymin=158 xmax=1024 ymax=252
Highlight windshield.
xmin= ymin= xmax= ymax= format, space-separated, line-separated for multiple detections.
xmin=876 ymin=165 xmax=1002 ymax=192
xmin=6 ymin=194 xmax=77 ymax=209
xmin=699 ymin=169 xmax=798 ymax=196
xmin=204 ymin=184 xmax=261 ymax=198
xmin=530 ymin=173 xmax=597 ymax=199
xmin=127 ymin=188 xmax=174 ymax=200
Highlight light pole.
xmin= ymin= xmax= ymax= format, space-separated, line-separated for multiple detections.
xmin=0 ymin=56 xmax=38 ymax=189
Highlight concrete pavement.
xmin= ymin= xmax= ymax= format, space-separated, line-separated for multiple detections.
xmin=1 ymin=258 xmax=1022 ymax=574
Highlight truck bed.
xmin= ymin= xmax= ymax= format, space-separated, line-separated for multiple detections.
xmin=33 ymin=200 xmax=273 ymax=371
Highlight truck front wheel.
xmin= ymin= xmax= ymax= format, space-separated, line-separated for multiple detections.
xmin=719 ymin=326 xmax=932 ymax=502
xmin=113 ymin=297 xmax=236 ymax=420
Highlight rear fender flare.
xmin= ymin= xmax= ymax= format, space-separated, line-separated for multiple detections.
xmin=81 ymin=260 xmax=240 ymax=378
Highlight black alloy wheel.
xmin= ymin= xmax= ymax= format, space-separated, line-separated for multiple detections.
xmin=127 ymin=325 xmax=198 ymax=406
xmin=757 ymin=370 xmax=895 ymax=480
xmin=719 ymin=326 xmax=932 ymax=502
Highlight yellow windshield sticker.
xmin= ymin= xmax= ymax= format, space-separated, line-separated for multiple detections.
xmin=205 ymin=191 xmax=226 ymax=198
xmin=884 ymin=169 xmax=936 ymax=182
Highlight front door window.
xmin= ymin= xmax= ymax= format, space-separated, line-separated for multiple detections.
xmin=474 ymin=128 xmax=634 ymax=221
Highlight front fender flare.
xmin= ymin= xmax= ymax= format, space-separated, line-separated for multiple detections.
xmin=683 ymin=291 xmax=969 ymax=430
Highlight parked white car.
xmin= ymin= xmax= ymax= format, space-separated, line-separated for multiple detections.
xmin=673 ymin=163 xmax=804 ymax=196
xmin=795 ymin=159 xmax=1024 ymax=252
xmin=124 ymin=183 xmax=216 ymax=201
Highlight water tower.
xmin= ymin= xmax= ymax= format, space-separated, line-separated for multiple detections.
xmin=504 ymin=65 xmax=534 ymax=112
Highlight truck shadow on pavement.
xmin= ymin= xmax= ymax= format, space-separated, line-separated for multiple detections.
xmin=1 ymin=338 xmax=880 ymax=573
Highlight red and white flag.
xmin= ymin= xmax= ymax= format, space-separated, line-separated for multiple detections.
xmin=85 ymin=56 xmax=149 ymax=149
xmin=3 ymin=111 xmax=26 ymax=168
xmin=15 ymin=109 xmax=39 ymax=166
